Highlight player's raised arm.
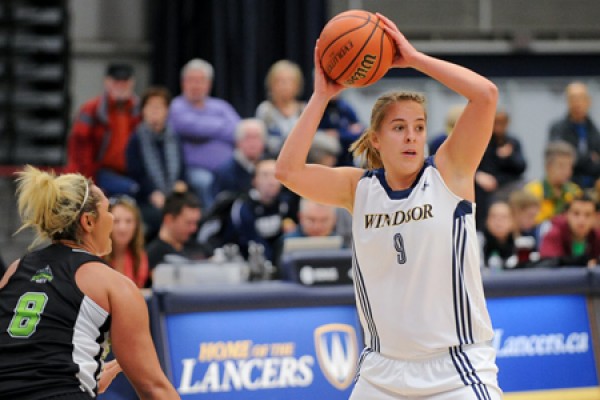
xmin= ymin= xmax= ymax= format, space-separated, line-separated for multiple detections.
xmin=275 ymin=44 xmax=363 ymax=211
xmin=378 ymin=13 xmax=498 ymax=197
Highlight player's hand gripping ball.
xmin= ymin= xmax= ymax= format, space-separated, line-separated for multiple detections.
xmin=318 ymin=10 xmax=395 ymax=88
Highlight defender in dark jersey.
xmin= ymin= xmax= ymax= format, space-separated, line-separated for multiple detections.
xmin=0 ymin=166 xmax=180 ymax=400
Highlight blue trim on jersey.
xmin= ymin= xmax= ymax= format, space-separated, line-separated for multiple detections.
xmin=455 ymin=199 xmax=473 ymax=217
xmin=351 ymin=241 xmax=380 ymax=353
xmin=367 ymin=156 xmax=435 ymax=200
xmin=452 ymin=201 xmax=474 ymax=345
xmin=450 ymin=346 xmax=492 ymax=400
xmin=354 ymin=347 xmax=373 ymax=381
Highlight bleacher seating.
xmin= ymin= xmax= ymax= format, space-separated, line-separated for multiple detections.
xmin=0 ymin=0 xmax=69 ymax=166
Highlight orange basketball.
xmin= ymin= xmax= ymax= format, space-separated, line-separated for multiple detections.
xmin=318 ymin=10 xmax=395 ymax=88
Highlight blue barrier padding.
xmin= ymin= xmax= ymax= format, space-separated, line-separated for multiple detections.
xmin=153 ymin=281 xmax=356 ymax=314
xmin=483 ymin=267 xmax=591 ymax=298
xmin=588 ymin=268 xmax=600 ymax=296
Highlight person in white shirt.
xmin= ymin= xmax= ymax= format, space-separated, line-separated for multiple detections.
xmin=275 ymin=13 xmax=502 ymax=400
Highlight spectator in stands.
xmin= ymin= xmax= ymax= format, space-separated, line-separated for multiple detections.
xmin=284 ymin=197 xmax=338 ymax=239
xmin=146 ymin=191 xmax=203 ymax=275
xmin=196 ymin=119 xmax=268 ymax=256
xmin=478 ymin=200 xmax=518 ymax=270
xmin=169 ymin=59 xmax=240 ymax=209
xmin=273 ymin=197 xmax=340 ymax=268
xmin=211 ymin=118 xmax=267 ymax=198
xmin=549 ymin=81 xmax=600 ymax=189
xmin=104 ymin=195 xmax=149 ymax=288
xmin=229 ymin=159 xmax=297 ymax=270
xmin=307 ymin=132 xmax=342 ymax=166
xmin=318 ymin=94 xmax=365 ymax=166
xmin=508 ymin=189 xmax=548 ymax=251
xmin=475 ymin=108 xmax=527 ymax=228
xmin=66 ymin=63 xmax=141 ymax=196
xmin=428 ymin=104 xmax=464 ymax=155
xmin=539 ymin=193 xmax=600 ymax=267
xmin=524 ymin=141 xmax=582 ymax=224
xmin=256 ymin=60 xmax=306 ymax=157
xmin=127 ymin=86 xmax=187 ymax=242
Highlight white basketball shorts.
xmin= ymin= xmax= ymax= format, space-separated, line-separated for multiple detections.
xmin=349 ymin=342 xmax=503 ymax=400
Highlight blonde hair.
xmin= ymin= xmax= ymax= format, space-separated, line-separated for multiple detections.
xmin=445 ymin=104 xmax=465 ymax=134
xmin=105 ymin=197 xmax=145 ymax=279
xmin=265 ymin=60 xmax=304 ymax=98
xmin=508 ymin=189 xmax=541 ymax=211
xmin=350 ymin=91 xmax=427 ymax=169
xmin=15 ymin=165 xmax=98 ymax=249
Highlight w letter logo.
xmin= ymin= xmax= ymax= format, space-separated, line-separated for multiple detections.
xmin=314 ymin=323 xmax=358 ymax=390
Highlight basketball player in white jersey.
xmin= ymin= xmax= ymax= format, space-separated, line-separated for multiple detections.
xmin=275 ymin=13 xmax=502 ymax=400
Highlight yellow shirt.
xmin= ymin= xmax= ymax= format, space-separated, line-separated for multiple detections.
xmin=524 ymin=179 xmax=582 ymax=224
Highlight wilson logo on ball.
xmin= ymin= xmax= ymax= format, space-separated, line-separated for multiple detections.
xmin=345 ymin=54 xmax=377 ymax=86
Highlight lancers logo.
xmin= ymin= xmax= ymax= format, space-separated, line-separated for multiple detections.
xmin=314 ymin=323 xmax=358 ymax=390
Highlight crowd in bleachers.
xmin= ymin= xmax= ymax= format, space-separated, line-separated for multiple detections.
xmin=3 ymin=58 xmax=599 ymax=286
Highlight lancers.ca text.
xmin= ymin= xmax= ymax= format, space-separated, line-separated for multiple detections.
xmin=178 ymin=340 xmax=314 ymax=394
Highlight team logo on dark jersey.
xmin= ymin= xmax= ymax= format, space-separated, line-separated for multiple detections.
xmin=31 ymin=265 xmax=54 ymax=283
xmin=314 ymin=323 xmax=358 ymax=390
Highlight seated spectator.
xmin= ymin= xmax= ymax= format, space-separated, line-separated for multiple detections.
xmin=318 ymin=94 xmax=365 ymax=166
xmin=284 ymin=198 xmax=338 ymax=239
xmin=274 ymin=198 xmax=340 ymax=266
xmin=548 ymin=81 xmax=600 ymax=189
xmin=475 ymin=109 xmax=527 ymax=228
xmin=524 ymin=141 xmax=582 ymax=224
xmin=478 ymin=200 xmax=518 ymax=270
xmin=539 ymin=193 xmax=600 ymax=267
xmin=169 ymin=58 xmax=240 ymax=209
xmin=66 ymin=63 xmax=141 ymax=196
xmin=146 ymin=191 xmax=203 ymax=277
xmin=127 ymin=86 xmax=187 ymax=242
xmin=307 ymin=133 xmax=342 ymax=166
xmin=256 ymin=60 xmax=306 ymax=156
xmin=229 ymin=159 xmax=297 ymax=272
xmin=508 ymin=189 xmax=549 ymax=251
xmin=428 ymin=104 xmax=464 ymax=155
xmin=104 ymin=196 xmax=149 ymax=288
xmin=212 ymin=118 xmax=267 ymax=198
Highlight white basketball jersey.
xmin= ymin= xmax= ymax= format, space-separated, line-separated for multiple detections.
xmin=352 ymin=158 xmax=494 ymax=359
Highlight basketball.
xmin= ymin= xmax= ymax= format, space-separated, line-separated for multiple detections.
xmin=317 ymin=10 xmax=395 ymax=88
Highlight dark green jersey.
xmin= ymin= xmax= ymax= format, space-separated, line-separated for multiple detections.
xmin=0 ymin=244 xmax=111 ymax=399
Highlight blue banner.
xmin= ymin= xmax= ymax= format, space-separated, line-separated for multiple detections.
xmin=165 ymin=306 xmax=361 ymax=399
xmin=488 ymin=294 xmax=598 ymax=393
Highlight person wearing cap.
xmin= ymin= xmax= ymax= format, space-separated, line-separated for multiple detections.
xmin=66 ymin=63 xmax=141 ymax=197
